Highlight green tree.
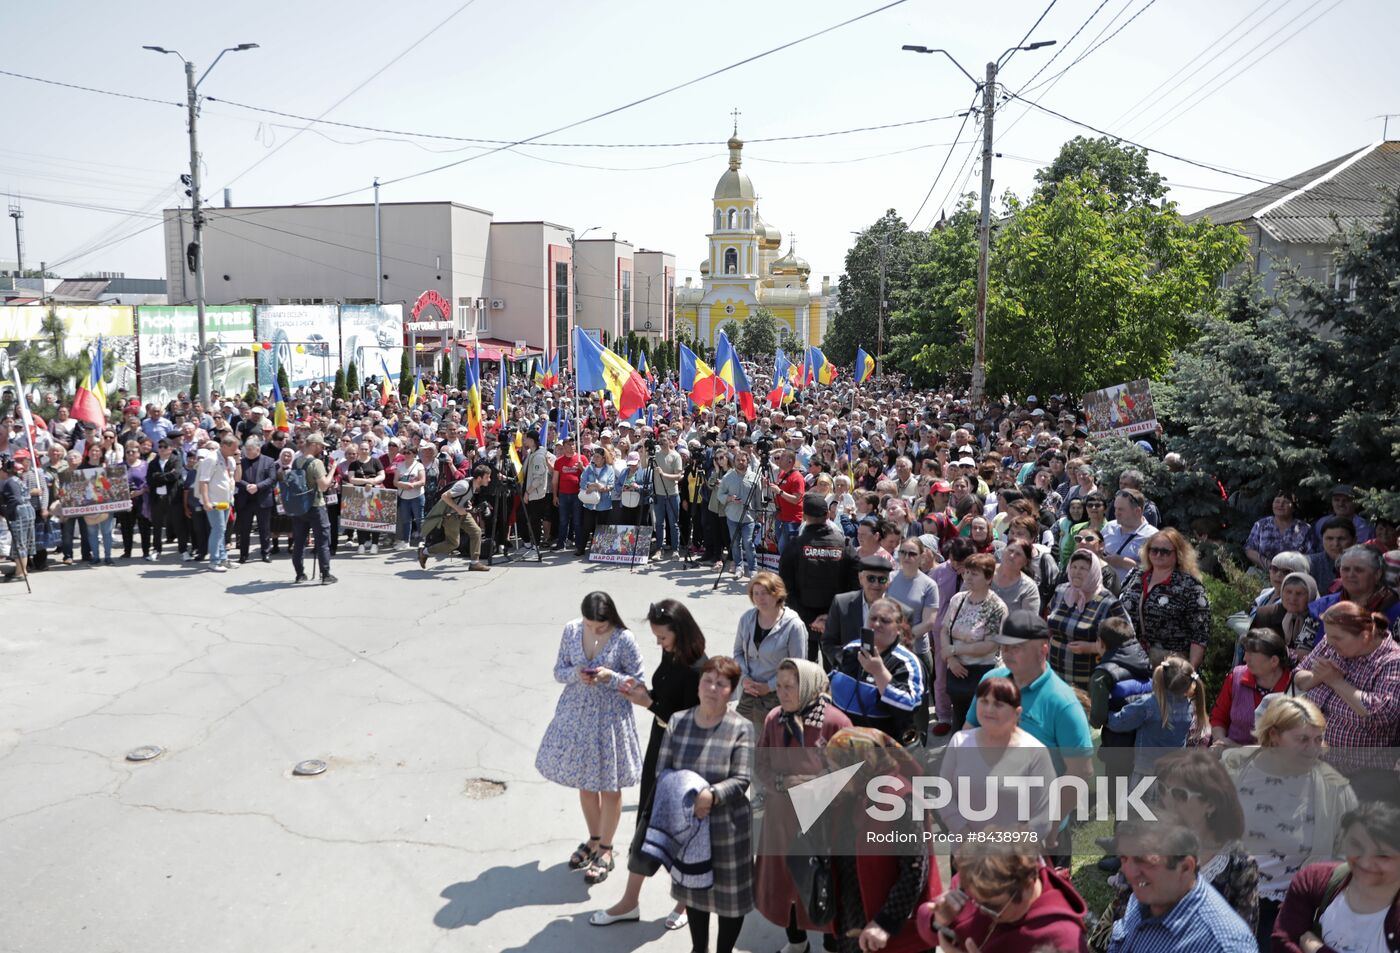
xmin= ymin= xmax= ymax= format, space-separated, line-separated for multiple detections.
xmin=738 ymin=306 xmax=779 ymax=358
xmin=191 ymin=365 xmax=201 ymax=400
xmin=276 ymin=363 xmax=291 ymax=400
xmin=345 ymin=360 xmax=360 ymax=397
xmin=1034 ymin=136 xmax=1166 ymax=210
xmin=717 ymin=320 xmax=741 ymax=346
xmin=456 ymin=356 xmax=466 ymax=390
xmin=333 ymin=367 xmax=347 ymax=401
xmin=399 ymin=348 xmax=414 ymax=398
xmin=439 ymin=351 xmax=451 ymax=385
xmin=888 ymin=200 xmax=980 ymax=386
xmin=984 ymin=173 xmax=1243 ymax=398
xmin=824 ymin=209 xmax=933 ymax=365
xmin=776 ymin=327 xmax=804 ymax=360
xmin=15 ymin=309 xmax=84 ymax=400
xmin=1163 ymin=190 xmax=1400 ymax=521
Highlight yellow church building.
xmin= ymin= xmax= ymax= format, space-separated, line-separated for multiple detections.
xmin=674 ymin=132 xmax=829 ymax=349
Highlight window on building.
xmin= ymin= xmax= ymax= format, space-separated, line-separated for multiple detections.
xmin=621 ymin=269 xmax=632 ymax=331
xmin=555 ymin=260 xmax=570 ymax=353
xmin=344 ymin=297 xmax=376 ymax=305
xmin=742 ymin=208 xmax=751 ymax=230
xmin=714 ymin=209 xmax=722 ymax=232
xmin=727 ymin=208 xmax=737 ymax=230
xmin=724 ymin=248 xmax=738 ymax=275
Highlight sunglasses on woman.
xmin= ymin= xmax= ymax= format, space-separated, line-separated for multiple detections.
xmin=1073 ymin=534 xmax=1097 ymax=543
xmin=1147 ymin=546 xmax=1176 ymax=557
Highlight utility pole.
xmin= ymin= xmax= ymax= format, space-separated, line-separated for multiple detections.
xmin=183 ymin=58 xmax=212 ymax=408
xmin=7 ymin=198 xmax=22 ymax=276
xmin=145 ymin=42 xmax=258 ymax=408
xmin=901 ymin=40 xmax=1054 ymax=408
xmin=373 ymin=178 xmax=383 ymax=305
xmin=876 ymin=235 xmax=888 ymax=379
xmin=971 ymin=60 xmax=996 ymax=409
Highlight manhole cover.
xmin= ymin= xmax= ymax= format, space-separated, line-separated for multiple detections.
xmin=464 ymin=778 xmax=507 ymax=799
xmin=293 ymin=759 xmax=327 ymax=776
xmin=126 ymin=745 xmax=164 ymax=762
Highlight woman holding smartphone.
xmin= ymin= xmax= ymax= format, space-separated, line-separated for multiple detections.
xmin=591 ymin=599 xmax=707 ymax=930
xmin=536 ymin=591 xmax=644 ymax=887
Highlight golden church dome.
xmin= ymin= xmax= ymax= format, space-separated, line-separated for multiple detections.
xmin=755 ymin=212 xmax=781 ymax=249
xmin=713 ymin=135 xmax=755 ymax=200
xmin=699 ymin=259 xmax=711 ymax=276
xmin=771 ymin=245 xmax=810 ymax=276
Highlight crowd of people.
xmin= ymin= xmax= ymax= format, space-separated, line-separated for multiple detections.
xmin=5 ymin=364 xmax=1400 ymax=952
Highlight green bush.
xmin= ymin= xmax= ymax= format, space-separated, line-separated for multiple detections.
xmin=1199 ymin=557 xmax=1257 ymax=701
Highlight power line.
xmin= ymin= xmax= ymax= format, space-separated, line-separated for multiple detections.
xmin=1002 ymin=0 xmax=1062 ymax=71
xmin=202 ymin=101 xmax=967 ymax=149
xmin=0 ymin=68 xmax=180 ymax=108
xmin=285 ymin=0 xmax=915 ymax=206
xmin=1004 ymin=93 xmax=1377 ymax=205
xmin=1132 ymin=0 xmax=1346 ymax=140
xmin=934 ymin=131 xmax=985 ymax=221
xmin=217 ymin=0 xmax=486 ymax=189
xmin=1005 ymin=0 xmax=1115 ymax=97
xmin=1021 ymin=0 xmax=1161 ymax=95
xmin=908 ymin=101 xmax=978 ymax=228
xmin=1108 ymin=0 xmax=1278 ymax=130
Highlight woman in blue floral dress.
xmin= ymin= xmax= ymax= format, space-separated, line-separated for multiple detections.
xmin=536 ymin=591 xmax=644 ymax=884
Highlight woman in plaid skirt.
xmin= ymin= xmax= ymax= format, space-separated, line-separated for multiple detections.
xmin=1 ymin=453 xmax=37 ymax=582
xmin=656 ymin=656 xmax=755 ymax=953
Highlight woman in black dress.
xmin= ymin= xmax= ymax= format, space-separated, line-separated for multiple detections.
xmin=590 ymin=598 xmax=707 ymax=930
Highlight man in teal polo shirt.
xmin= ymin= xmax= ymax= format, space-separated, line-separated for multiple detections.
xmin=964 ymin=610 xmax=1095 ymax=863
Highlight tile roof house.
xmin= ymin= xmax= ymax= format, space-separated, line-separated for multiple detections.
xmin=1186 ymin=140 xmax=1400 ymax=295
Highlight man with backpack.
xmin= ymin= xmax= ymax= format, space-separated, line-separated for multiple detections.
xmin=418 ymin=463 xmax=492 ymax=572
xmin=278 ymin=432 xmax=337 ymax=585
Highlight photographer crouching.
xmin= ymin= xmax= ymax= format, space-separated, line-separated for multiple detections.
xmin=417 ymin=463 xmax=492 ymax=572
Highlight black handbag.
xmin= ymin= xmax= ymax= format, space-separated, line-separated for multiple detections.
xmin=785 ymin=852 xmax=834 ymax=926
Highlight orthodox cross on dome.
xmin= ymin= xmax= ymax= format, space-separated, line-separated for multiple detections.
xmin=787 ymin=231 xmax=796 ymax=251
xmin=730 ymin=107 xmax=741 ymax=136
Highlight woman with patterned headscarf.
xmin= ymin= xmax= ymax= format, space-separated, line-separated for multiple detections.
xmin=1046 ymin=549 xmax=1131 ymax=691
xmin=822 ymin=727 xmax=943 ymax=953
xmin=755 ymin=660 xmax=853 ymax=953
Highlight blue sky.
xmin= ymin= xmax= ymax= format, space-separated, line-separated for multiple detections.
xmin=3 ymin=0 xmax=1393 ymax=286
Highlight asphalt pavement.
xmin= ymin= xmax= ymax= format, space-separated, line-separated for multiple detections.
xmin=0 ymin=545 xmax=789 ymax=953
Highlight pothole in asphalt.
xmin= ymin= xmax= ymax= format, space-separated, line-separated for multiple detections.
xmin=464 ymin=778 xmax=507 ymax=799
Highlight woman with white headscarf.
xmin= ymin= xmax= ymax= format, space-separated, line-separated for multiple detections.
xmin=1253 ymin=571 xmax=1320 ymax=659
xmin=1047 ymin=548 xmax=1132 ymax=690
xmin=754 ymin=658 xmax=853 ymax=953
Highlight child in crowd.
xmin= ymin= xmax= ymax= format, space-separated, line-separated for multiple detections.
xmin=1107 ymin=655 xmax=1208 ymax=786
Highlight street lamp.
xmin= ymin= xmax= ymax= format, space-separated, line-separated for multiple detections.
xmin=565 ymin=226 xmax=599 ymax=423
xmin=850 ymin=229 xmax=890 ymax=379
xmin=903 ymin=39 xmax=1054 ymax=408
xmin=146 ymin=42 xmax=259 ymax=408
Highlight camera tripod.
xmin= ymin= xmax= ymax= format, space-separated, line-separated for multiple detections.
xmin=712 ymin=460 xmax=769 ymax=591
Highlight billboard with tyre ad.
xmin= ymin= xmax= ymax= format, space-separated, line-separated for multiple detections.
xmin=137 ymin=305 xmax=256 ymax=407
xmin=338 ymin=304 xmax=404 ymax=384
xmin=254 ymin=305 xmax=340 ymax=390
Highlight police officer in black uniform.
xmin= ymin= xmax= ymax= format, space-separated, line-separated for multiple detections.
xmin=779 ymin=491 xmax=858 ymax=663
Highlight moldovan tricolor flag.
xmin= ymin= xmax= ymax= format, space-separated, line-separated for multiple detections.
xmin=272 ymin=378 xmax=290 ymax=432
xmin=69 ymin=336 xmax=108 ymax=427
xmin=463 ymin=351 xmax=484 ymax=443
xmin=537 ymin=350 xmax=559 ymax=389
xmin=806 ymin=346 xmax=837 ymax=385
xmin=495 ymin=356 xmax=509 ymax=430
xmin=379 ymin=355 xmax=395 ymax=407
xmin=855 ymin=347 xmax=875 ymax=385
xmin=572 ymin=327 xmax=648 ymax=421
xmin=680 ymin=343 xmax=725 ymax=406
xmin=714 ymin=331 xmax=755 ymax=421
